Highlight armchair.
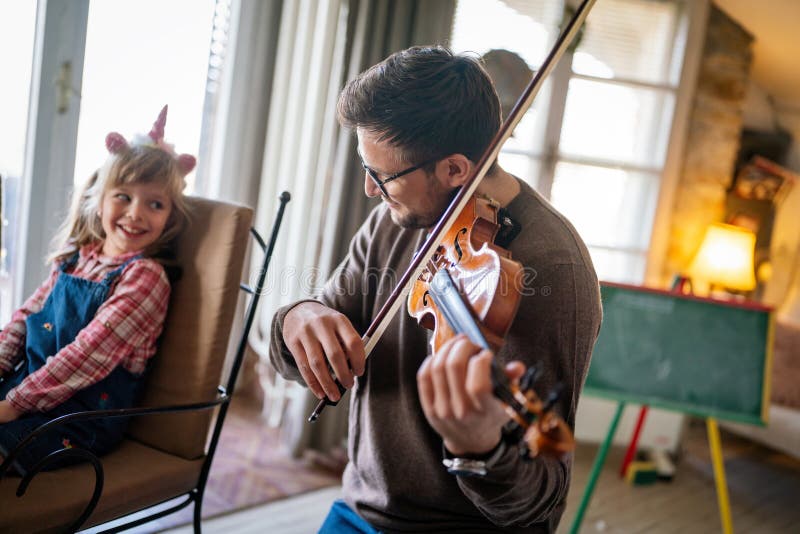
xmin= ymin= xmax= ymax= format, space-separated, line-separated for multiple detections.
xmin=0 ymin=193 xmax=290 ymax=533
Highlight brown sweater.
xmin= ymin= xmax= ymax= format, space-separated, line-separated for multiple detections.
xmin=270 ymin=180 xmax=602 ymax=533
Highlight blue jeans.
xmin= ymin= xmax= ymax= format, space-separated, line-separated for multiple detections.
xmin=319 ymin=500 xmax=380 ymax=533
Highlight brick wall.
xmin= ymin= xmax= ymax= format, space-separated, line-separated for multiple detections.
xmin=663 ymin=4 xmax=753 ymax=279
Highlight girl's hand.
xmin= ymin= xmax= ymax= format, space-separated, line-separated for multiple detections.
xmin=0 ymin=400 xmax=21 ymax=424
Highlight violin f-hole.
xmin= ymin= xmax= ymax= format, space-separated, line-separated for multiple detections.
xmin=453 ymin=227 xmax=468 ymax=262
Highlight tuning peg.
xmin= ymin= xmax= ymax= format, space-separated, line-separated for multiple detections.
xmin=502 ymin=420 xmax=525 ymax=443
xmin=542 ymin=382 xmax=564 ymax=413
xmin=518 ymin=442 xmax=532 ymax=461
xmin=519 ymin=364 xmax=540 ymax=392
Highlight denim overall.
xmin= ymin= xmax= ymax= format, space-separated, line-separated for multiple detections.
xmin=0 ymin=253 xmax=143 ymax=473
xmin=319 ymin=500 xmax=382 ymax=533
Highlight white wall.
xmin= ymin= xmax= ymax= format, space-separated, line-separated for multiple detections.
xmin=575 ymin=398 xmax=686 ymax=453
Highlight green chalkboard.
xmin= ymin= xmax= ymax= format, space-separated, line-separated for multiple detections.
xmin=584 ymin=283 xmax=773 ymax=425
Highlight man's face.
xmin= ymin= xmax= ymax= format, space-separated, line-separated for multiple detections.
xmin=357 ymin=129 xmax=456 ymax=229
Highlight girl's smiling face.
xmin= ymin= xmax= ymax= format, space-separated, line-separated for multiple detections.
xmin=99 ymin=182 xmax=173 ymax=257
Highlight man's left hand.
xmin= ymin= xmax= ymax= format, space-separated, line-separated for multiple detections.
xmin=416 ymin=334 xmax=525 ymax=456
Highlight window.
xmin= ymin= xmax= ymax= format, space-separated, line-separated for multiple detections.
xmin=451 ymin=0 xmax=561 ymax=192
xmin=451 ymin=0 xmax=687 ymax=283
xmin=73 ymin=0 xmax=217 ymax=192
xmin=0 ymin=0 xmax=37 ymax=325
xmin=3 ymin=0 xmax=226 ymax=320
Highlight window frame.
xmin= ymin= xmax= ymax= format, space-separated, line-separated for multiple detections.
xmin=9 ymin=0 xmax=227 ymax=316
xmin=644 ymin=0 xmax=710 ymax=286
xmin=531 ymin=1 xmax=688 ymax=284
xmin=453 ymin=0 xmax=705 ymax=285
xmin=13 ymin=0 xmax=89 ymax=307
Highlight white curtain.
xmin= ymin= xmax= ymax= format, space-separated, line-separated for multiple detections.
xmin=254 ymin=0 xmax=351 ymax=308
xmin=250 ymin=0 xmax=353 ymax=456
xmin=250 ymin=0 xmax=455 ymax=456
xmin=200 ymin=0 xmax=283 ymax=205
xmin=197 ymin=0 xmax=283 ymax=385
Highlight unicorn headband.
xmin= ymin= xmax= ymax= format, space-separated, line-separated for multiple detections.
xmin=104 ymin=105 xmax=196 ymax=176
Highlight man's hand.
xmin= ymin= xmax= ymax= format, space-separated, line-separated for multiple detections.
xmin=283 ymin=301 xmax=365 ymax=401
xmin=0 ymin=400 xmax=21 ymax=424
xmin=417 ymin=334 xmax=525 ymax=456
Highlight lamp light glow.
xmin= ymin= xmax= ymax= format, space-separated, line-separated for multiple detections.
xmin=687 ymin=223 xmax=757 ymax=292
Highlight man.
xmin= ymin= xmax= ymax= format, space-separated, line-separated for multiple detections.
xmin=270 ymin=46 xmax=601 ymax=533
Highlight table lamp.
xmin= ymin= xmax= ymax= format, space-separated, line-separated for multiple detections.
xmin=686 ymin=222 xmax=757 ymax=297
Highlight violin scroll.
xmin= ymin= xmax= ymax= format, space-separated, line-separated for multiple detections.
xmin=524 ymin=412 xmax=575 ymax=459
xmin=504 ymin=375 xmax=575 ymax=460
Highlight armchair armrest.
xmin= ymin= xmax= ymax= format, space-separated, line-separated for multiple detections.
xmin=0 ymin=388 xmax=230 ymax=533
xmin=0 ymin=387 xmax=230 ymax=478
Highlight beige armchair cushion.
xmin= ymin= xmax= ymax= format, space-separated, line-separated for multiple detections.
xmin=128 ymin=196 xmax=253 ymax=459
xmin=1 ymin=441 xmax=205 ymax=533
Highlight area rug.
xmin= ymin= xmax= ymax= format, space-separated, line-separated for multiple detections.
xmin=133 ymin=396 xmax=344 ymax=532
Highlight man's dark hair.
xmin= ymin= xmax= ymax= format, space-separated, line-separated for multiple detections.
xmin=337 ymin=45 xmax=502 ymax=167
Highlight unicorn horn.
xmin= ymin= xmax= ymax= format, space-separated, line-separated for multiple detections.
xmin=149 ymin=105 xmax=168 ymax=142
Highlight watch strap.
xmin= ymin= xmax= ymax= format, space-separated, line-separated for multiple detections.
xmin=442 ymin=439 xmax=507 ymax=477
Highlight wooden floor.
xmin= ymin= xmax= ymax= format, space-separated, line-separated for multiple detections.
xmin=560 ymin=418 xmax=800 ymax=533
xmin=163 ymin=417 xmax=800 ymax=533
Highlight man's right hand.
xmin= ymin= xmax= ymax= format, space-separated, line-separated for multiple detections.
xmin=282 ymin=301 xmax=365 ymax=401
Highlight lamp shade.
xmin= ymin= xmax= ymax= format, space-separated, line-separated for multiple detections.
xmin=687 ymin=223 xmax=757 ymax=291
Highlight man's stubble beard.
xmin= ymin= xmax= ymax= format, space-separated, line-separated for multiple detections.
xmin=389 ymin=183 xmax=460 ymax=230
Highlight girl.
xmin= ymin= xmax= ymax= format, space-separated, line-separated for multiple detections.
xmin=0 ymin=106 xmax=195 ymax=474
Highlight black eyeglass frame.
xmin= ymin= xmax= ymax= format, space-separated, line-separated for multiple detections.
xmin=358 ymin=155 xmax=439 ymax=197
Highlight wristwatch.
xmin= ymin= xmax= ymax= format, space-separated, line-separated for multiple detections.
xmin=442 ymin=440 xmax=507 ymax=477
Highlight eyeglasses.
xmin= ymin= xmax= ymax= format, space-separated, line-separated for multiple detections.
xmin=358 ymin=154 xmax=439 ymax=197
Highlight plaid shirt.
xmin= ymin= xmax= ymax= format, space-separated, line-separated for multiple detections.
xmin=0 ymin=243 xmax=170 ymax=413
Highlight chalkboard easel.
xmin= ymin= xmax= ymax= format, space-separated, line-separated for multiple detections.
xmin=570 ymin=282 xmax=774 ymax=534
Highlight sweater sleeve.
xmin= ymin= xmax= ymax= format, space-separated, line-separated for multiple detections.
xmin=6 ymin=260 xmax=170 ymax=413
xmin=455 ymin=262 xmax=602 ymax=528
xmin=0 ymin=266 xmax=59 ymax=375
xmin=269 ymin=206 xmax=384 ymax=385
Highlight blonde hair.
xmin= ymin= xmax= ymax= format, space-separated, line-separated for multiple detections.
xmin=50 ymin=145 xmax=189 ymax=264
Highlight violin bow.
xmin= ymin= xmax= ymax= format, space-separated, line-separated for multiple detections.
xmin=310 ymin=0 xmax=597 ymax=422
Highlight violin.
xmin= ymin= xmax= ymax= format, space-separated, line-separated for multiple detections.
xmin=408 ymin=195 xmax=574 ymax=459
xmin=408 ymin=196 xmax=523 ymax=355
xmin=309 ymin=0 xmax=596 ymax=461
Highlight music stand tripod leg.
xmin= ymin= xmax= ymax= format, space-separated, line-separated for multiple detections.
xmin=707 ymin=417 xmax=734 ymax=534
xmin=569 ymin=400 xmax=626 ymax=534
